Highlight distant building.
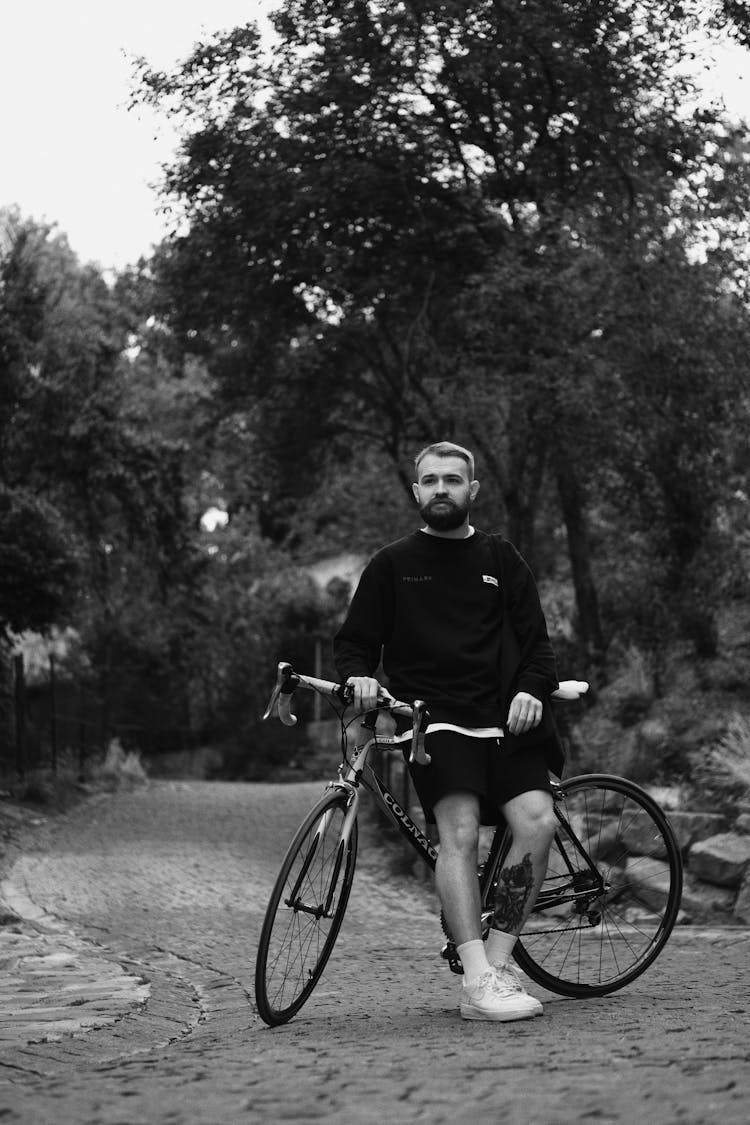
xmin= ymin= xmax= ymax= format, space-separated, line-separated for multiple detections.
xmin=304 ymin=552 xmax=366 ymax=597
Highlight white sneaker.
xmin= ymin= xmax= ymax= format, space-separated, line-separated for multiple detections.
xmin=497 ymin=963 xmax=544 ymax=1015
xmin=494 ymin=961 xmax=540 ymax=997
xmin=460 ymin=967 xmax=543 ymax=1022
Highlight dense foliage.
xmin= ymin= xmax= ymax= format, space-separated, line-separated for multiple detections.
xmin=3 ymin=2 xmax=750 ymax=776
xmin=135 ymin=0 xmax=750 ymax=666
xmin=0 ymin=211 xmax=196 ymax=754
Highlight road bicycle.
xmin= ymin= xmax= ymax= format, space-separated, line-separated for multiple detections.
xmin=254 ymin=662 xmax=683 ymax=1027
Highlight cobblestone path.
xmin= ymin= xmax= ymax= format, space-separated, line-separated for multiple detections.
xmin=0 ymin=780 xmax=748 ymax=1124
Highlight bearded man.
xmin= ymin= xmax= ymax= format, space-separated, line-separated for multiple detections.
xmin=334 ymin=441 xmax=563 ymax=1021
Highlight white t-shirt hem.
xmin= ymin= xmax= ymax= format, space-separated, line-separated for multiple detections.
xmin=391 ymin=723 xmax=503 ymax=742
xmin=426 ymin=722 xmax=503 ymax=738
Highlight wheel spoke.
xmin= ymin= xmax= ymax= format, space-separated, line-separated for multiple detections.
xmin=255 ymin=792 xmax=357 ymax=1024
xmin=513 ymin=774 xmax=682 ymax=997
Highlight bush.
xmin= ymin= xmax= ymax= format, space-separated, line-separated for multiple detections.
xmin=710 ymin=713 xmax=750 ymax=794
xmin=93 ymin=738 xmax=149 ymax=787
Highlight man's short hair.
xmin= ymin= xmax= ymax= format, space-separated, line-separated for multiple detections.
xmin=414 ymin=441 xmax=475 ymax=481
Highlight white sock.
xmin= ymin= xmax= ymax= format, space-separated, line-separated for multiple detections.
xmin=457 ymin=939 xmax=491 ymax=985
xmin=485 ymin=927 xmax=516 ymax=968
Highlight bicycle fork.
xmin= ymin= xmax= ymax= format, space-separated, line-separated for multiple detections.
xmin=284 ymin=784 xmax=360 ymax=919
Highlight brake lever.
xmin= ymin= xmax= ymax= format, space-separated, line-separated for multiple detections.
xmin=262 ymin=682 xmax=282 ymax=721
xmin=409 ymin=700 xmax=431 ymax=765
xmin=262 ymin=661 xmax=298 ymax=723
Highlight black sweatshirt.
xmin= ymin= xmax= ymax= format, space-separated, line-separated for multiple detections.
xmin=334 ymin=529 xmax=558 ymax=729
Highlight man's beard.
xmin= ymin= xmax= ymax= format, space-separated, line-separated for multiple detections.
xmin=419 ymin=496 xmax=470 ymax=531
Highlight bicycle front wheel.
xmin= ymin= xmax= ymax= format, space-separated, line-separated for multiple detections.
xmin=513 ymin=773 xmax=683 ymax=998
xmin=255 ymin=788 xmax=358 ymax=1026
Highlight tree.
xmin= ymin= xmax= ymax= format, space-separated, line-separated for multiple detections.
xmin=592 ymin=235 xmax=750 ymax=658
xmin=0 ymin=488 xmax=77 ymax=636
xmin=0 ymin=210 xmax=202 ymax=759
xmin=133 ymin=1 xmax=750 ymax=669
xmin=0 ymin=212 xmax=87 ymax=636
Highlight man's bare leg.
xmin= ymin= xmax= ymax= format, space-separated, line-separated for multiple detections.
xmin=432 ymin=791 xmax=491 ymax=982
xmin=486 ymin=788 xmax=557 ymax=968
xmin=433 ymin=790 xmax=482 ymax=945
xmin=433 ymin=790 xmax=547 ymax=1021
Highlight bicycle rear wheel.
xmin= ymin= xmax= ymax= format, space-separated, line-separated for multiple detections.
xmin=255 ymin=788 xmax=358 ymax=1026
xmin=513 ymin=773 xmax=683 ymax=998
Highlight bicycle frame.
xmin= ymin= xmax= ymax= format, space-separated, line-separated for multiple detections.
xmin=301 ymin=718 xmax=611 ymax=935
xmin=262 ymin=660 xmax=605 ymax=930
xmin=256 ymin=664 xmax=682 ymax=1021
xmin=336 ymin=740 xmax=612 ymax=958
xmin=477 ymin=790 xmax=608 ymax=921
xmin=330 ymin=725 xmax=439 ymax=870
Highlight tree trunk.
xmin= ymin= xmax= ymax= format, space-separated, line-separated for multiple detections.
xmin=553 ymin=449 xmax=606 ymax=671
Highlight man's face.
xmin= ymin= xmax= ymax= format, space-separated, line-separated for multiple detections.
xmin=412 ymin=454 xmax=479 ymax=531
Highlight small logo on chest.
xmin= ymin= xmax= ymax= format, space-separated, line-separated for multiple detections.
xmin=482 ymin=574 xmax=499 ymax=587
xmin=402 ymin=575 xmax=433 ymax=583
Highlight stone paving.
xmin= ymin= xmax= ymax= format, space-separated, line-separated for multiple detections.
xmin=0 ymin=780 xmax=748 ymax=1124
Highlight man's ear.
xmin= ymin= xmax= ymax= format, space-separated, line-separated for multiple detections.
xmin=470 ymin=480 xmax=480 ymax=501
xmin=411 ymin=482 xmax=420 ymax=504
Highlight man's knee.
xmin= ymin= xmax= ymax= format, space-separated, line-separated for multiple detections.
xmin=502 ymin=790 xmax=557 ymax=846
xmin=434 ymin=792 xmax=480 ymax=856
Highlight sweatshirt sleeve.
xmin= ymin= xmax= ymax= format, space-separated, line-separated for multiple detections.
xmin=333 ymin=552 xmax=394 ymax=682
xmin=501 ymin=540 xmax=558 ymax=700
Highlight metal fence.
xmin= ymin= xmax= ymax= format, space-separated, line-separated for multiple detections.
xmin=2 ymin=652 xmax=152 ymax=781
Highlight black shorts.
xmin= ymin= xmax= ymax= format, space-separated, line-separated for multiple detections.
xmin=404 ymin=730 xmax=552 ymax=825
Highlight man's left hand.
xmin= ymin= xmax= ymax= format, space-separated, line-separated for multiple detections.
xmin=507 ymin=692 xmax=543 ymax=735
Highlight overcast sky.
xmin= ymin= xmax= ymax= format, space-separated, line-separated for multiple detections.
xmin=1 ymin=2 xmax=748 ymax=273
xmin=0 ymin=1 xmax=276 ymax=271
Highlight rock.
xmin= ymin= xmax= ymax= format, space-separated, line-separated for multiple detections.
xmin=679 ymin=874 xmax=736 ymax=922
xmin=735 ymin=813 xmax=750 ymax=835
xmin=625 ymin=856 xmax=674 ymax=911
xmin=621 ymin=812 xmax=671 ymax=859
xmin=584 ymin=821 xmax=624 ymax=862
xmin=616 ymin=809 xmax=726 ymax=859
xmin=623 ymin=857 xmax=735 ymax=922
xmin=668 ymin=811 xmax=728 ymax=851
xmin=689 ymin=833 xmax=750 ymax=887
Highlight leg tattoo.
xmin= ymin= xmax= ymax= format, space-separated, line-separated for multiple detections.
xmin=492 ymin=852 xmax=534 ymax=933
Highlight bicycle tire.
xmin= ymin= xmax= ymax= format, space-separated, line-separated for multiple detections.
xmin=255 ymin=788 xmax=358 ymax=1026
xmin=511 ymin=773 xmax=683 ymax=998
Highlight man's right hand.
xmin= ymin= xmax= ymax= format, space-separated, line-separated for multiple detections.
xmin=345 ymin=676 xmax=381 ymax=712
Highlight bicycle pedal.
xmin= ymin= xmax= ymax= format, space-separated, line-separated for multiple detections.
xmin=440 ymin=942 xmax=464 ymax=975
